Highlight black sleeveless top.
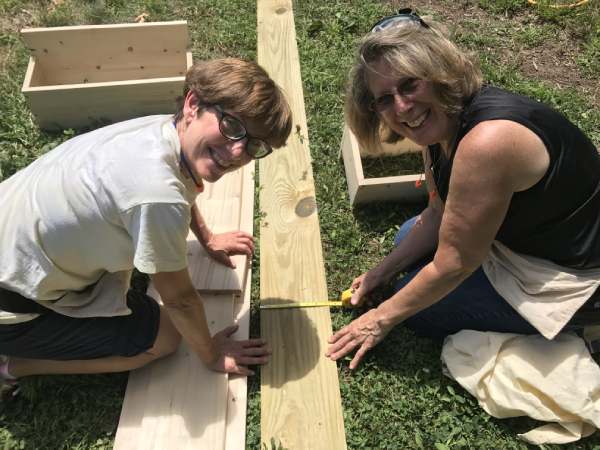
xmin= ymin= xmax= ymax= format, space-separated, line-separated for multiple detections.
xmin=430 ymin=86 xmax=600 ymax=269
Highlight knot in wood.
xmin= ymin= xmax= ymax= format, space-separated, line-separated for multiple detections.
xmin=275 ymin=7 xmax=287 ymax=14
xmin=295 ymin=196 xmax=316 ymax=217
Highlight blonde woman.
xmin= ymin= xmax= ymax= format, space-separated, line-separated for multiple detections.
xmin=327 ymin=9 xmax=600 ymax=369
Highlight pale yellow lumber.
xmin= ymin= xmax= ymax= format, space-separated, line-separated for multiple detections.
xmin=223 ymin=161 xmax=254 ymax=450
xmin=257 ymin=1 xmax=347 ymax=448
xmin=114 ymin=288 xmax=233 ymax=450
xmin=20 ymin=22 xmax=188 ymax=85
xmin=187 ymin=163 xmax=254 ymax=293
xmin=22 ymin=76 xmax=187 ymax=130
xmin=20 ymin=21 xmax=191 ymax=130
xmin=224 ymin=260 xmax=252 ymax=450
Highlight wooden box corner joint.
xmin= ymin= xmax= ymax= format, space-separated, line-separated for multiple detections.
xmin=340 ymin=124 xmax=428 ymax=205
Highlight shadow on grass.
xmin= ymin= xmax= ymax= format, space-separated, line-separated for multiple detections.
xmin=353 ymin=200 xmax=425 ymax=233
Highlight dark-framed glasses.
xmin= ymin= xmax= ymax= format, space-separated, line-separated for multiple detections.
xmin=369 ymin=8 xmax=429 ymax=33
xmin=211 ymin=104 xmax=273 ymax=159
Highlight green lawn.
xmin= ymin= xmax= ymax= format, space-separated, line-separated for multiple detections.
xmin=1 ymin=0 xmax=599 ymax=449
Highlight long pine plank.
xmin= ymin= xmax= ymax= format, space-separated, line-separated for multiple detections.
xmin=114 ymin=163 xmax=255 ymax=449
xmin=113 ymin=290 xmax=232 ymax=450
xmin=257 ymin=1 xmax=347 ymax=448
xmin=224 ymin=160 xmax=254 ymax=450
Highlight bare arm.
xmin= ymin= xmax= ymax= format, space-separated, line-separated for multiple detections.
xmin=351 ymin=148 xmax=444 ymax=304
xmin=152 ymin=269 xmax=269 ymax=374
xmin=190 ymin=203 xmax=213 ymax=244
xmin=152 ymin=269 xmax=217 ymax=364
xmin=328 ymin=120 xmax=550 ymax=368
xmin=190 ymin=203 xmax=254 ymax=268
xmin=371 ymin=204 xmax=442 ymax=284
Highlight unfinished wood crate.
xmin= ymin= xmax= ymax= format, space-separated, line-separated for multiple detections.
xmin=340 ymin=124 xmax=428 ymax=205
xmin=20 ymin=21 xmax=192 ymax=130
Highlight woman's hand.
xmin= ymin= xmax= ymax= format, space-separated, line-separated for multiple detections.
xmin=349 ymin=270 xmax=382 ymax=306
xmin=208 ymin=324 xmax=270 ymax=376
xmin=325 ymin=308 xmax=393 ymax=370
xmin=204 ymin=231 xmax=255 ymax=268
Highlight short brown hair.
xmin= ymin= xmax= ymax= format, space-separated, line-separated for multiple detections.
xmin=174 ymin=58 xmax=292 ymax=148
xmin=346 ymin=19 xmax=483 ymax=152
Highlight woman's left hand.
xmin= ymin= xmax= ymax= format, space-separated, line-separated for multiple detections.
xmin=204 ymin=231 xmax=255 ymax=268
xmin=325 ymin=308 xmax=393 ymax=370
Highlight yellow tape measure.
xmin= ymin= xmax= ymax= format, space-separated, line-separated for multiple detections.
xmin=259 ymin=289 xmax=353 ymax=310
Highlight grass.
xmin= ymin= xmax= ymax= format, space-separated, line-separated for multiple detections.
xmin=361 ymin=153 xmax=423 ymax=178
xmin=0 ymin=0 xmax=599 ymax=449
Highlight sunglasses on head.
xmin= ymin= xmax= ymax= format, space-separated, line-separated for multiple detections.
xmin=369 ymin=8 xmax=429 ymax=33
xmin=209 ymin=104 xmax=273 ymax=160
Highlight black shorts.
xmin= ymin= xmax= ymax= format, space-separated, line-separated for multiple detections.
xmin=0 ymin=290 xmax=160 ymax=360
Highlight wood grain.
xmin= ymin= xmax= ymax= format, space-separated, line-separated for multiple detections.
xmin=20 ymin=22 xmax=190 ymax=130
xmin=257 ymin=1 xmax=347 ymax=448
xmin=22 ymin=76 xmax=187 ymax=130
xmin=187 ymin=164 xmax=254 ymax=293
xmin=114 ymin=289 xmax=232 ymax=450
xmin=224 ymin=265 xmax=252 ymax=450
xmin=20 ymin=22 xmax=188 ymax=85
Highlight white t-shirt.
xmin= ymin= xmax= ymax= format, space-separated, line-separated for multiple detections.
xmin=0 ymin=115 xmax=198 ymax=323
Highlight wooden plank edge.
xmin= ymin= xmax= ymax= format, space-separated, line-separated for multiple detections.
xmin=224 ymin=265 xmax=251 ymax=450
xmin=20 ymin=21 xmax=188 ymax=34
xmin=340 ymin=124 xmax=363 ymax=206
xmin=21 ymin=76 xmax=185 ymax=92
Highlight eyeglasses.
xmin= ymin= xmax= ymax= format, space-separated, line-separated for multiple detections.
xmin=369 ymin=77 xmax=420 ymax=113
xmin=210 ymin=104 xmax=273 ymax=159
xmin=369 ymin=8 xmax=429 ymax=33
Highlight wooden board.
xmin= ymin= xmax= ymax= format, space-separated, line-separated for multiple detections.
xmin=257 ymin=1 xmax=347 ymax=448
xmin=187 ymin=163 xmax=254 ymax=293
xmin=224 ymin=264 xmax=252 ymax=450
xmin=20 ymin=21 xmax=189 ymax=85
xmin=20 ymin=22 xmax=191 ymax=130
xmin=22 ymin=77 xmax=187 ymax=130
xmin=223 ymin=161 xmax=254 ymax=450
xmin=340 ymin=124 xmax=427 ymax=205
xmin=114 ymin=289 xmax=233 ymax=450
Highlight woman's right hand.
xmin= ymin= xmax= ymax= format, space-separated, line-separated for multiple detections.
xmin=349 ymin=271 xmax=381 ymax=306
xmin=207 ymin=324 xmax=271 ymax=376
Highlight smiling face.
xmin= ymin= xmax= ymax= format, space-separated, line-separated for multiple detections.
xmin=366 ymin=59 xmax=458 ymax=151
xmin=177 ymin=91 xmax=254 ymax=184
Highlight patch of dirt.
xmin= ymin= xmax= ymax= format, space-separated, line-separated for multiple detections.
xmin=385 ymin=0 xmax=599 ymax=108
xmin=0 ymin=3 xmax=43 ymax=71
xmin=0 ymin=3 xmax=40 ymax=35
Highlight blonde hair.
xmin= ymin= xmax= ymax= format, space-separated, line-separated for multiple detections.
xmin=174 ymin=58 xmax=292 ymax=148
xmin=346 ymin=19 xmax=483 ymax=152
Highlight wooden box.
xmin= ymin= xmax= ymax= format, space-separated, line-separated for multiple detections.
xmin=20 ymin=21 xmax=192 ymax=130
xmin=340 ymin=123 xmax=427 ymax=205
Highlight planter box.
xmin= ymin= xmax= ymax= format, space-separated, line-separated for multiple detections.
xmin=21 ymin=21 xmax=192 ymax=130
xmin=340 ymin=124 xmax=427 ymax=205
